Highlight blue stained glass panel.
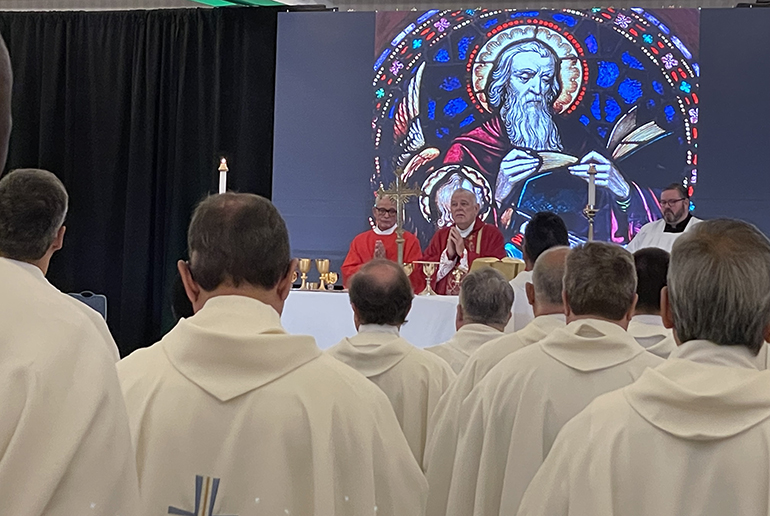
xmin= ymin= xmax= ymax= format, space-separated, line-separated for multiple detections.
xmin=443 ymin=98 xmax=469 ymax=118
xmin=389 ymin=103 xmax=397 ymax=119
xmin=605 ymin=97 xmax=621 ymax=122
xmin=552 ymin=13 xmax=577 ymax=26
xmin=458 ymin=36 xmax=474 ymax=60
xmin=580 ymin=115 xmax=590 ymax=126
xmin=417 ymin=10 xmax=440 ymax=24
xmin=483 ymin=18 xmax=499 ymax=29
xmin=664 ymin=105 xmax=675 ymax=122
xmin=460 ymin=114 xmax=476 ymax=127
xmin=427 ymin=100 xmax=436 ymax=120
xmin=585 ymin=34 xmax=598 ymax=54
xmin=647 ymin=98 xmax=656 ymax=108
xmin=597 ymin=126 xmax=608 ymax=138
xmin=440 ymin=77 xmax=462 ymax=91
xmin=511 ymin=11 xmax=539 ymax=18
xmin=591 ymin=93 xmax=602 ymax=120
xmin=652 ymin=81 xmax=664 ymax=95
xmin=434 ymin=48 xmax=450 ymax=63
xmin=597 ymin=61 xmax=620 ymax=88
xmin=622 ymin=52 xmax=645 ymax=70
xmin=618 ymin=78 xmax=643 ymax=104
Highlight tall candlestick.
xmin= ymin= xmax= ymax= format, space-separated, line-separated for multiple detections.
xmin=587 ymin=164 xmax=596 ymax=206
xmin=218 ymin=157 xmax=228 ymax=194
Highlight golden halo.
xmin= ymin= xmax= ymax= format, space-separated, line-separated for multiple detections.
xmin=472 ymin=24 xmax=583 ymax=115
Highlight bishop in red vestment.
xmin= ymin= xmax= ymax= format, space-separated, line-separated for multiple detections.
xmin=342 ymin=195 xmax=422 ymax=288
xmin=422 ymin=189 xmax=505 ymax=295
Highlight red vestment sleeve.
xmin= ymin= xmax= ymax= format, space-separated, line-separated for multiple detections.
xmin=341 ymin=232 xmax=373 ymax=287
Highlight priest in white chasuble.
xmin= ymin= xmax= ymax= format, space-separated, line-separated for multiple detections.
xmin=505 ymin=211 xmax=569 ymax=333
xmin=0 ymin=169 xmax=141 ymax=514
xmin=444 ymin=242 xmax=662 ymax=516
xmin=519 ymin=219 xmax=770 ymax=516
xmin=423 ymin=245 xmax=568 ymax=516
xmin=118 ymin=194 xmax=427 ymax=516
xmin=328 ymin=258 xmax=455 ymax=465
xmin=426 ymin=268 xmax=513 ymax=374
xmin=629 ymin=247 xmax=677 ymax=358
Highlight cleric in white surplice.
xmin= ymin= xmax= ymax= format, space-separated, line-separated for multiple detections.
xmin=443 ymin=242 xmax=662 ymax=516
xmin=423 ymin=245 xmax=568 ymax=516
xmin=626 ymin=183 xmax=701 ymax=252
xmin=0 ymin=169 xmax=140 ymax=514
xmin=118 ymin=193 xmax=427 ymax=516
xmin=518 ymin=219 xmax=770 ymax=516
xmin=328 ymin=258 xmax=455 ymax=465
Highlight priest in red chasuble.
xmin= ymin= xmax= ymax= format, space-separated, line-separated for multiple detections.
xmin=342 ymin=194 xmax=422 ymax=288
xmin=422 ymin=188 xmax=506 ymax=295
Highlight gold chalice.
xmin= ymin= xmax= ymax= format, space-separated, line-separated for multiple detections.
xmin=325 ymin=271 xmax=339 ymax=290
xmin=403 ymin=263 xmax=414 ymax=277
xmin=415 ymin=261 xmax=439 ymax=296
xmin=315 ymin=258 xmax=330 ymax=291
xmin=298 ymin=258 xmax=312 ymax=290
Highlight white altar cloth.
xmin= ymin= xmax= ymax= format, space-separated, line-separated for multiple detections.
xmin=282 ymin=290 xmax=459 ymax=350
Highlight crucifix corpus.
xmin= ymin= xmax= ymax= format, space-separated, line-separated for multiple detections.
xmin=377 ymin=169 xmax=421 ymax=265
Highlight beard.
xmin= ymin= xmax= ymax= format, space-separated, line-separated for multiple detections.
xmin=500 ymin=90 xmax=562 ymax=151
xmin=663 ymin=207 xmax=685 ymax=224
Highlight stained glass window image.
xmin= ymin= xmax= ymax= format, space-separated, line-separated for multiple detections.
xmin=372 ymin=8 xmax=699 ymax=255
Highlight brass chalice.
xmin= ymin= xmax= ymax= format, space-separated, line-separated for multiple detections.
xmin=298 ymin=258 xmax=312 ymax=290
xmin=315 ymin=259 xmax=330 ymax=291
xmin=325 ymin=271 xmax=339 ymax=290
xmin=415 ymin=261 xmax=439 ymax=296
xmin=403 ymin=263 xmax=414 ymax=277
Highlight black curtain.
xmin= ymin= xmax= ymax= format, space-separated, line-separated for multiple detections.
xmin=0 ymin=7 xmax=279 ymax=356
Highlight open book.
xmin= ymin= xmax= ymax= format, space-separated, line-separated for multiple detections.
xmin=470 ymin=257 xmax=526 ymax=282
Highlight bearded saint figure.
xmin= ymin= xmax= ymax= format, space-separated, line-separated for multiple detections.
xmin=438 ymin=39 xmax=662 ymax=246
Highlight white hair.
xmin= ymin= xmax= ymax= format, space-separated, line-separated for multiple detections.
xmin=487 ymin=40 xmax=562 ymax=151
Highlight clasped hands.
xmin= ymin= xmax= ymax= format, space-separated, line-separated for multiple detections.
xmin=495 ymin=148 xmax=631 ymax=203
xmin=445 ymin=227 xmax=466 ymax=261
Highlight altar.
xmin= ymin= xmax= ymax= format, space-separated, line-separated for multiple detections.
xmin=282 ymin=290 xmax=459 ymax=350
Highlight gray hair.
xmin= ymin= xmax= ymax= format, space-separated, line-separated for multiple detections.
xmin=533 ymin=246 xmax=569 ymax=305
xmin=0 ymin=169 xmax=68 ymax=261
xmin=564 ymin=242 xmax=637 ymax=320
xmin=460 ymin=268 xmax=514 ymax=326
xmin=668 ymin=219 xmax=770 ymax=354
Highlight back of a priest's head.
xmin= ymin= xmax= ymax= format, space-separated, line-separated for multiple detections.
xmin=0 ymin=169 xmax=68 ymax=267
xmin=349 ymin=258 xmax=412 ymax=328
xmin=564 ymin=242 xmax=636 ymax=321
xmin=634 ymin=248 xmax=669 ymax=315
xmin=458 ymin=268 xmax=513 ymax=331
xmin=524 ymin=212 xmax=569 ymax=267
xmin=181 ymin=193 xmax=292 ymax=311
xmin=667 ymin=219 xmax=770 ymax=354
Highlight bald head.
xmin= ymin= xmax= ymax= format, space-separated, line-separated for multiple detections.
xmin=0 ymin=37 xmax=12 ymax=170
xmin=349 ymin=258 xmax=413 ymax=326
xmin=532 ymin=246 xmax=569 ymax=307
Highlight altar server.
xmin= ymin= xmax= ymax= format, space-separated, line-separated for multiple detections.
xmin=443 ymin=242 xmax=662 ymax=516
xmin=118 ymin=194 xmax=426 ymax=516
xmin=328 ymin=258 xmax=455 ymax=464
xmin=423 ymin=245 xmax=568 ymax=516
xmin=342 ymin=193 xmax=422 ymax=287
xmin=626 ymin=183 xmax=701 ymax=252
xmin=628 ymin=248 xmax=677 ymax=358
xmin=519 ymin=219 xmax=770 ymax=516
xmin=506 ymin=211 xmax=569 ymax=332
xmin=0 ymin=168 xmax=141 ymax=513
xmin=425 ymin=267 xmax=513 ymax=373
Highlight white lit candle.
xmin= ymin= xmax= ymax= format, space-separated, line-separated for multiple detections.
xmin=218 ymin=157 xmax=228 ymax=194
xmin=587 ymin=164 xmax=596 ymax=206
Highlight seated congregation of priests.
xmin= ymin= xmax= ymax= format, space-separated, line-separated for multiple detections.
xmin=2 ymin=34 xmax=770 ymax=516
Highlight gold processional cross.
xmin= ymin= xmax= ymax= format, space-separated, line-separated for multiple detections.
xmin=377 ymin=170 xmax=420 ymax=265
